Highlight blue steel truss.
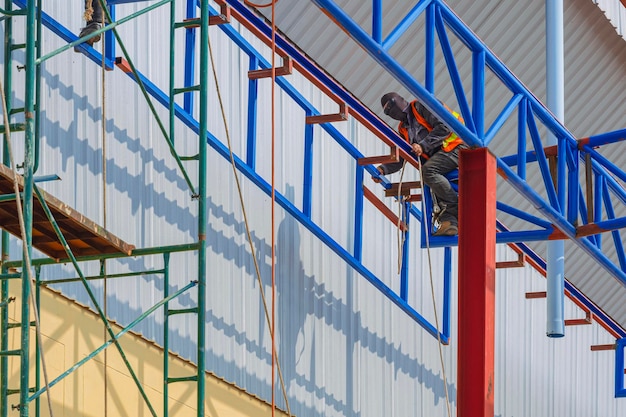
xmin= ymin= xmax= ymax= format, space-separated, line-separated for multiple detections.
xmin=9 ymin=0 xmax=626 ymax=394
xmin=9 ymin=0 xmax=452 ymax=342
xmin=305 ymin=0 xmax=626 ymax=284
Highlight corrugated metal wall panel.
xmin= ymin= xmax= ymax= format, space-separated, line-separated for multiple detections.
xmin=1 ymin=1 xmax=624 ymax=416
xmin=593 ymin=0 xmax=626 ymax=38
xmin=253 ymin=0 xmax=626 ymax=329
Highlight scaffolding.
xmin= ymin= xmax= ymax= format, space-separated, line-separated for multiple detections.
xmin=0 ymin=1 xmax=212 ymax=415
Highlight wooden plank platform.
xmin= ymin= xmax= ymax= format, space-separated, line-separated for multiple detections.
xmin=0 ymin=164 xmax=134 ymax=260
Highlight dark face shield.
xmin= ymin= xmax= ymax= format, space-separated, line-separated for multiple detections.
xmin=383 ymin=97 xmax=407 ymax=121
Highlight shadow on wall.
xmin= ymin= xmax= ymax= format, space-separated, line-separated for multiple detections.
xmin=37 ymin=64 xmax=195 ymax=232
xmin=273 ymin=185 xmax=457 ymax=415
xmin=22 ymin=63 xmax=459 ymax=417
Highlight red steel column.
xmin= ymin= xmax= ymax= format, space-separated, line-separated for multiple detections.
xmin=457 ymin=148 xmax=497 ymax=417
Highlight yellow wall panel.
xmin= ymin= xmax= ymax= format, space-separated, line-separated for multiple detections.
xmin=2 ymin=281 xmax=289 ymax=417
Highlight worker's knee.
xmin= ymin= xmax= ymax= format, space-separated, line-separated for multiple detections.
xmin=420 ymin=163 xmax=439 ymax=185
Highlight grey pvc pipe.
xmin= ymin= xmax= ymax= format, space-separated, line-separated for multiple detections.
xmin=546 ymin=0 xmax=565 ymax=338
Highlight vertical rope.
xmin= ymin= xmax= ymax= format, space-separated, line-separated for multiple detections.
xmin=99 ymin=23 xmax=109 ymax=417
xmin=243 ymin=2 xmax=280 ymax=413
xmin=0 ymin=76 xmax=55 ymax=417
xmin=270 ymin=3 xmax=277 ymax=414
xmin=219 ymin=0 xmax=291 ymax=417
xmin=418 ymin=159 xmax=452 ymax=417
xmin=396 ymin=160 xmax=407 ymax=274
xmin=208 ymin=40 xmax=294 ymax=417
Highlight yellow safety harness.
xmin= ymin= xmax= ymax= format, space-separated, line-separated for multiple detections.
xmin=397 ymin=101 xmax=464 ymax=158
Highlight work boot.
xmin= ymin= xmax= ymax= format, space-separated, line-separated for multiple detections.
xmin=433 ymin=221 xmax=458 ymax=236
xmin=74 ymin=21 xmax=102 ymax=52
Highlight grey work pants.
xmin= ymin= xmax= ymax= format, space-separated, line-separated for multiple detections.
xmin=85 ymin=0 xmax=104 ymax=24
xmin=421 ymin=146 xmax=465 ymax=226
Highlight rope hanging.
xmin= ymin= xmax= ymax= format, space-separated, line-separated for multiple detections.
xmin=206 ymin=10 xmax=293 ymax=416
xmin=98 ymin=21 xmax=110 ymax=417
xmin=417 ymin=158 xmax=452 ymax=417
xmin=0 ymin=76 xmax=55 ymax=417
xmin=396 ymin=160 xmax=408 ymax=274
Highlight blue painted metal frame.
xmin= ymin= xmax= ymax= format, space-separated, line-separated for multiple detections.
xmin=246 ymin=57 xmax=259 ymax=169
xmin=183 ymin=0 xmax=197 ymax=113
xmin=617 ymin=338 xmax=626 ymax=397
xmin=306 ymin=0 xmax=626 ymax=286
xmin=353 ymin=166 xmax=365 ymax=262
xmin=399 ymin=201 xmax=410 ymax=301
xmin=12 ymin=0 xmax=451 ymax=342
xmin=499 ymin=222 xmax=626 ymax=338
xmin=116 ymin=0 xmax=626 ymax=344
xmin=105 ymin=5 xmax=116 ymax=60
xmin=16 ymin=0 xmax=624 ymax=350
xmin=203 ymin=3 xmax=449 ymax=341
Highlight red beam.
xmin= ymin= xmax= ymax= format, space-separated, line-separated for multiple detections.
xmin=564 ymin=318 xmax=592 ymax=326
xmin=576 ymin=223 xmax=610 ymax=237
xmin=384 ymin=181 xmax=422 ymax=198
xmin=496 ymin=252 xmax=525 ymax=269
xmin=525 ymin=291 xmax=547 ymax=299
xmin=209 ymin=0 xmax=231 ymax=26
xmin=362 ymin=186 xmax=408 ymax=231
xmin=248 ymin=56 xmax=293 ymax=79
xmin=305 ymin=102 xmax=349 ymax=124
xmin=357 ymin=146 xmax=399 ymax=166
xmin=115 ymin=57 xmax=132 ymax=73
xmin=357 ymin=154 xmax=399 ymax=165
xmin=458 ymin=148 xmax=497 ymax=417
xmin=590 ymin=344 xmax=615 ymax=351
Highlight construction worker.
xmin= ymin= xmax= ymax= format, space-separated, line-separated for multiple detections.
xmin=374 ymin=92 xmax=467 ymax=236
xmin=76 ymin=0 xmax=104 ymax=49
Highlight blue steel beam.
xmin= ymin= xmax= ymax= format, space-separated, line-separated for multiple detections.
xmin=183 ymin=0 xmax=197 ymax=113
xmin=499 ymin=160 xmax=626 ymax=284
xmin=306 ymin=0 xmax=626 ymax=286
xmin=601 ymin=181 xmax=626 ymax=270
xmin=372 ymin=0 xmax=382 ymax=43
xmin=500 ymin=223 xmax=626 ymax=339
xmin=18 ymin=0 xmax=624 ymax=344
xmin=400 ymin=201 xmax=410 ymax=301
xmin=10 ymin=0 xmax=447 ymax=343
xmin=442 ymin=247 xmax=452 ymax=338
xmin=246 ymin=57 xmax=259 ymax=168
xmin=220 ymin=0 xmax=603 ymax=250
xmin=434 ymin=7 xmax=475 ymax=134
xmin=617 ymin=338 xmax=626 ymax=397
xmin=353 ymin=166 xmax=365 ymax=262
xmin=48 ymin=1 xmax=450 ymax=342
xmin=383 ymin=1 xmax=429 ymax=51
xmin=583 ymin=128 xmax=626 ymax=148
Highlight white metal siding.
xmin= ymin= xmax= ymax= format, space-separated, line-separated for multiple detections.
xmin=253 ymin=0 xmax=626 ymax=330
xmin=593 ymin=0 xmax=626 ymax=38
xmin=0 ymin=1 xmax=624 ymax=416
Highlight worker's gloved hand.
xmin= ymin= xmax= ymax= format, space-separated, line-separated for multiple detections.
xmin=372 ymin=166 xmax=384 ymax=183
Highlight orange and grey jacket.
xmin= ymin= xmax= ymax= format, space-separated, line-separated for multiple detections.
xmin=379 ymin=100 xmax=464 ymax=175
